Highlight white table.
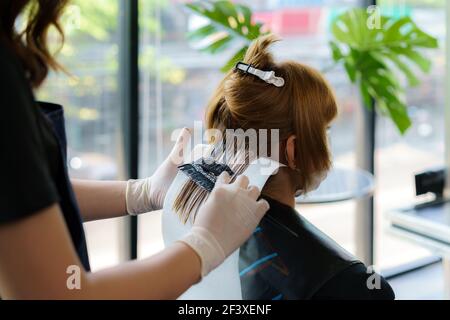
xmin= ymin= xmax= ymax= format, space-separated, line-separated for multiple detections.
xmin=388 ymin=200 xmax=450 ymax=299
xmin=296 ymin=166 xmax=375 ymax=204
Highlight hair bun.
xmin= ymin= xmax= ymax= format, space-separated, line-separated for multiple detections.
xmin=243 ymin=34 xmax=280 ymax=69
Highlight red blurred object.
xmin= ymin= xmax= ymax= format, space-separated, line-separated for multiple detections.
xmin=254 ymin=8 xmax=323 ymax=36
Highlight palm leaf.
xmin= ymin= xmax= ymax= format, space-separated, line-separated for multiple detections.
xmin=330 ymin=8 xmax=438 ymax=134
xmin=185 ymin=0 xmax=266 ymax=72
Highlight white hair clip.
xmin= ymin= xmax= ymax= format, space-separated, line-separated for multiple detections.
xmin=235 ymin=62 xmax=285 ymax=88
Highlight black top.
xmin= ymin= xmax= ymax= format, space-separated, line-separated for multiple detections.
xmin=0 ymin=43 xmax=90 ymax=270
xmin=239 ymin=197 xmax=395 ymax=300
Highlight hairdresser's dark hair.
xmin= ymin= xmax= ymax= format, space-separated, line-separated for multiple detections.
xmin=0 ymin=0 xmax=68 ymax=88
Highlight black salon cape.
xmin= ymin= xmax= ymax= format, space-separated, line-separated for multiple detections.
xmin=239 ymin=197 xmax=395 ymax=300
xmin=0 ymin=42 xmax=90 ymax=271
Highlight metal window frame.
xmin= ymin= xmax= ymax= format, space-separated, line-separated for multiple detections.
xmin=354 ymin=0 xmax=376 ymax=267
xmin=119 ymin=0 xmax=139 ymax=260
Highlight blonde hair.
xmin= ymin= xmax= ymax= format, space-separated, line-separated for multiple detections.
xmin=174 ymin=34 xmax=337 ymax=223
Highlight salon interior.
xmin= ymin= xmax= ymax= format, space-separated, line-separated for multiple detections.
xmin=44 ymin=0 xmax=449 ymax=300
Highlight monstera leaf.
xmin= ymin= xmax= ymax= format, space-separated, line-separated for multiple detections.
xmin=186 ymin=0 xmax=267 ymax=72
xmin=330 ymin=8 xmax=438 ymax=134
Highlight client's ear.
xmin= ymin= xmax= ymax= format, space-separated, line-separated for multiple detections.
xmin=285 ymin=135 xmax=297 ymax=170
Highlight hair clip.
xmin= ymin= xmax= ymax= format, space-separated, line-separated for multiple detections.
xmin=235 ymin=61 xmax=285 ymax=87
xmin=178 ymin=158 xmax=235 ymax=192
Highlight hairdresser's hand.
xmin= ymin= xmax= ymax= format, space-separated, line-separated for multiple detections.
xmin=125 ymin=128 xmax=190 ymax=215
xmin=180 ymin=173 xmax=270 ymax=277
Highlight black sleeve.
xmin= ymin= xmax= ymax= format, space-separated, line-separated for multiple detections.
xmin=312 ymin=263 xmax=395 ymax=300
xmin=0 ymin=46 xmax=59 ymax=223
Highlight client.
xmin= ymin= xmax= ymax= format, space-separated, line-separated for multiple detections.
xmin=162 ymin=35 xmax=395 ymax=300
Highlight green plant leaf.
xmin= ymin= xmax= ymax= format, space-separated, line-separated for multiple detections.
xmin=359 ymin=80 xmax=373 ymax=109
xmin=186 ymin=1 xmax=262 ymax=42
xmin=199 ymin=34 xmax=233 ymax=54
xmin=367 ymin=78 xmax=400 ymax=105
xmin=185 ymin=1 xmax=266 ymax=74
xmin=331 ymin=20 xmax=354 ymax=46
xmin=406 ymin=28 xmax=439 ymax=48
xmin=221 ymin=45 xmax=248 ymax=73
xmin=384 ymin=17 xmax=413 ymax=43
xmin=344 ymin=60 xmax=357 ymax=83
xmin=187 ymin=24 xmax=217 ymax=41
xmin=330 ymin=8 xmax=438 ymax=134
xmin=329 ymin=41 xmax=344 ymax=62
xmin=391 ymin=47 xmax=432 ymax=72
xmin=215 ymin=0 xmax=238 ymax=20
xmin=384 ymin=101 xmax=412 ymax=134
xmin=385 ymin=53 xmax=420 ymax=86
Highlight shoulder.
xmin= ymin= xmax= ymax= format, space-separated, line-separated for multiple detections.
xmin=0 ymin=42 xmax=36 ymax=119
xmin=0 ymin=41 xmax=34 ymax=100
xmin=0 ymin=42 xmax=27 ymax=83
xmin=314 ymin=263 xmax=395 ymax=300
xmin=263 ymin=197 xmax=357 ymax=262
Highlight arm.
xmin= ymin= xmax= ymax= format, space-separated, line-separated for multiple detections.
xmin=72 ymin=128 xmax=191 ymax=222
xmin=0 ymin=204 xmax=201 ymax=299
xmin=0 ymin=174 xmax=270 ymax=299
xmin=71 ymin=179 xmax=128 ymax=222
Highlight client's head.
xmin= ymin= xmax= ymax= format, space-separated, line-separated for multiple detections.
xmin=174 ymin=34 xmax=338 ymax=222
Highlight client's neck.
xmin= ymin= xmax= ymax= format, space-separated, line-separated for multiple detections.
xmin=261 ymin=167 xmax=296 ymax=208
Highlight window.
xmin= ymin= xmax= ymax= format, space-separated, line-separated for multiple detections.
xmin=37 ymin=0 xmax=128 ymax=270
xmin=375 ymin=0 xmax=445 ymax=270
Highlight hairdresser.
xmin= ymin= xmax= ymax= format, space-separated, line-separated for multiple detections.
xmin=0 ymin=0 xmax=269 ymax=299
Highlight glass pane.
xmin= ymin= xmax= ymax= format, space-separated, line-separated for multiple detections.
xmin=375 ymin=0 xmax=445 ymax=269
xmin=36 ymin=0 xmax=128 ymax=270
xmin=138 ymin=0 xmax=363 ymax=258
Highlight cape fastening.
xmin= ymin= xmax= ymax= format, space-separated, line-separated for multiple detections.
xmin=235 ymin=62 xmax=285 ymax=87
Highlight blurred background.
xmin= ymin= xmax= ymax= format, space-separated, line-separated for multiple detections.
xmin=37 ymin=0 xmax=446 ymax=299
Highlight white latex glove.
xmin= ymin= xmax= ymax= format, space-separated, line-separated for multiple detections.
xmin=179 ymin=172 xmax=270 ymax=277
xmin=125 ymin=128 xmax=191 ymax=215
